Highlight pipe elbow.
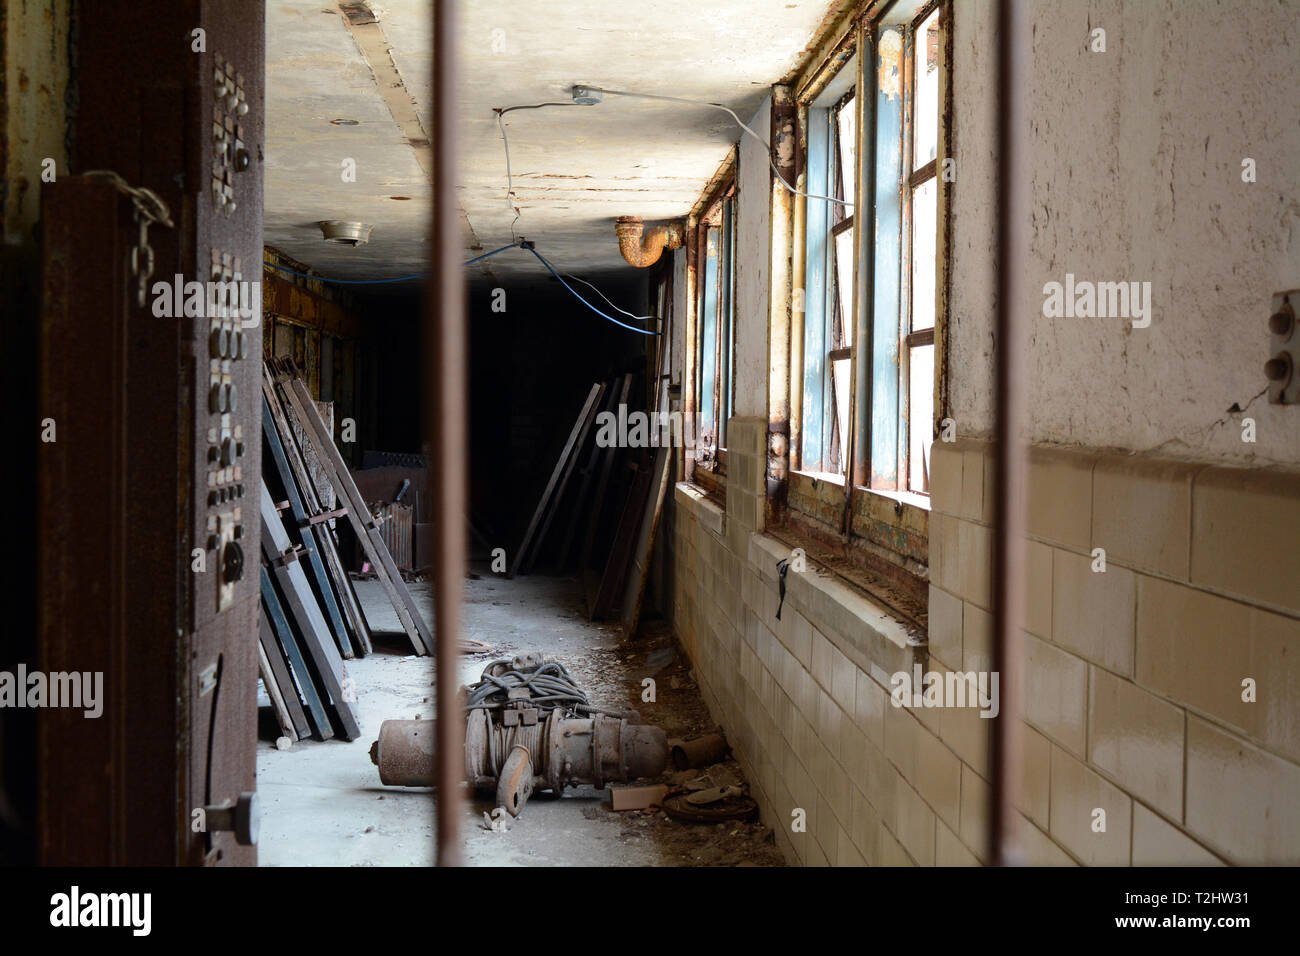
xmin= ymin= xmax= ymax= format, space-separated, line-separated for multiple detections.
xmin=615 ymin=216 xmax=684 ymax=268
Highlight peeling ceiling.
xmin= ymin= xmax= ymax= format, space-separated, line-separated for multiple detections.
xmin=265 ymin=0 xmax=836 ymax=288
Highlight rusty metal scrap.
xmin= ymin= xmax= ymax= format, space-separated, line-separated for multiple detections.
xmin=370 ymin=655 xmax=669 ymax=817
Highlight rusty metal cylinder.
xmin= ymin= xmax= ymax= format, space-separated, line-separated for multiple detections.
xmin=370 ymin=719 xmax=438 ymax=787
xmin=670 ymin=732 xmax=729 ymax=770
xmin=371 ymin=714 xmax=668 ymax=791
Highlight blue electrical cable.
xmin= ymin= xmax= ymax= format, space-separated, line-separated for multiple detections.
xmin=262 ymin=240 xmax=657 ymax=335
xmin=462 ymin=241 xmax=525 ymax=266
xmin=523 ymin=245 xmax=659 ymax=336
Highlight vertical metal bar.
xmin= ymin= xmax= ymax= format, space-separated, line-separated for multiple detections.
xmin=989 ymin=0 xmax=1029 ymax=867
xmin=767 ymin=84 xmax=796 ymax=520
xmin=849 ymin=20 xmax=873 ymax=495
xmin=789 ymin=103 xmax=809 ymax=474
xmin=683 ymin=219 xmax=699 ymax=481
xmin=429 ymin=0 xmax=465 ymax=868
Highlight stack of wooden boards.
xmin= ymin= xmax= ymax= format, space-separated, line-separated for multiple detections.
xmin=258 ymin=358 xmax=435 ymax=744
xmin=512 ymin=367 xmax=673 ymax=642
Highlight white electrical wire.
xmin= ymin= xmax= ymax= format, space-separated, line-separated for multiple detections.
xmin=562 ymin=273 xmax=656 ymax=321
xmin=492 ymin=101 xmax=655 ymax=328
xmin=495 ymin=102 xmax=579 ymax=240
xmin=593 ymin=86 xmax=853 ymax=209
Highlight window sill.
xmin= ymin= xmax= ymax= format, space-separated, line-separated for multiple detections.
xmin=857 ymin=485 xmax=931 ymax=512
xmin=674 ymin=481 xmax=726 ymax=536
xmin=791 ymin=468 xmax=845 ymax=487
xmin=749 ymin=532 xmax=924 ymax=666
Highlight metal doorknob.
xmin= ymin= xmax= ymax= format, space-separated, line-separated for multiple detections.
xmin=204 ymin=791 xmax=259 ymax=846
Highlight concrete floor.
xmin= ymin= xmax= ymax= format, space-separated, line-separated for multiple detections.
xmin=257 ymin=566 xmax=784 ymax=867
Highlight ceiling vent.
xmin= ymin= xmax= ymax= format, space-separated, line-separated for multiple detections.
xmin=317 ymin=220 xmax=373 ymax=246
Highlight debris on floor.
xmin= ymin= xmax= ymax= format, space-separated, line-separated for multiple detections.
xmin=371 ymin=654 xmax=670 ymax=817
xmin=610 ymin=783 xmax=669 ymax=811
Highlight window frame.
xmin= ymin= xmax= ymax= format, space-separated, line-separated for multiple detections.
xmin=689 ymin=176 xmax=737 ymax=493
xmin=781 ymin=0 xmax=951 ymax=617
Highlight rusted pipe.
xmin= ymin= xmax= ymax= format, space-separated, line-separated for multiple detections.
xmin=789 ymin=100 xmax=809 ymax=474
xmin=990 ymin=0 xmax=1030 ymax=867
xmin=669 ymin=733 xmax=729 ymax=770
xmin=428 ymin=0 xmax=466 ymax=867
xmin=615 ymin=216 xmax=685 ymax=268
xmin=767 ymin=84 xmax=796 ymax=519
xmin=372 ymin=715 xmax=669 ymax=815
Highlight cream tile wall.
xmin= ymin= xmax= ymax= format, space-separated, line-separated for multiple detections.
xmin=926 ymin=438 xmax=1300 ymax=865
xmin=663 ymin=427 xmax=1300 ymax=865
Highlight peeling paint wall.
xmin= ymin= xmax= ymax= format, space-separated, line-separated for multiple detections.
xmin=733 ymin=97 xmax=773 ymax=419
xmin=949 ymin=0 xmax=1300 ymax=466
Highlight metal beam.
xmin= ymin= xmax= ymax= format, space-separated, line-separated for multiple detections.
xmin=989 ymin=0 xmax=1030 ymax=867
xmin=428 ymin=0 xmax=467 ymax=868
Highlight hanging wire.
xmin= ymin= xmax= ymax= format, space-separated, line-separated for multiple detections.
xmin=494 ymin=101 xmax=580 ymax=241
xmin=593 ymin=86 xmax=853 ymax=209
xmin=562 ymin=272 xmax=656 ymax=321
xmin=524 ymin=244 xmax=659 ymax=336
xmin=262 ymin=243 xmax=656 ymax=336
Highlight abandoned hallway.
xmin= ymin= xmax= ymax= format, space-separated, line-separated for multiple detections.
xmin=258 ymin=570 xmax=783 ymax=866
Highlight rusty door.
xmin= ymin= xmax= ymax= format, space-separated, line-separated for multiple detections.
xmin=37 ymin=0 xmax=265 ymax=865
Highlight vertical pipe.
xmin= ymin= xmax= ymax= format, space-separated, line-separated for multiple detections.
xmin=683 ymin=219 xmax=699 ymax=482
xmin=789 ymin=102 xmax=809 ymax=474
xmin=989 ymin=0 xmax=1029 ymax=866
xmin=429 ymin=0 xmax=465 ymax=867
xmin=767 ymin=85 xmax=796 ymax=521
xmin=850 ymin=21 xmax=875 ymax=493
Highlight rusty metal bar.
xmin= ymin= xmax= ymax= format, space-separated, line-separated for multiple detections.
xmin=766 ymin=84 xmax=796 ymax=520
xmin=429 ymin=0 xmax=466 ymax=868
xmin=989 ymin=0 xmax=1030 ymax=867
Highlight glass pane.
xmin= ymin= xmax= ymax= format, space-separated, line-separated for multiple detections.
xmin=911 ymin=177 xmax=937 ymax=331
xmin=836 ymin=96 xmax=856 ymax=208
xmin=834 ymin=227 xmax=855 ymax=347
xmin=830 ymin=357 xmax=851 ymax=476
xmin=914 ymin=7 xmax=940 ymax=170
xmin=908 ymin=344 xmax=934 ymax=493
xmin=698 ymin=227 xmax=719 ymax=445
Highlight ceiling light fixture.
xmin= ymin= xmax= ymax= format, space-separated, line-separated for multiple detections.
xmin=317 ymin=220 xmax=373 ymax=246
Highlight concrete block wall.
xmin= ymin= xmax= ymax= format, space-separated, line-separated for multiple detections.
xmin=666 ymin=426 xmax=1300 ymax=865
xmin=673 ymin=417 xmax=954 ymax=865
xmin=929 ymin=438 xmax=1300 ymax=865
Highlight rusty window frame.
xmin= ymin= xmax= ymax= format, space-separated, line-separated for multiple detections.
xmin=692 ymin=183 xmax=736 ymax=477
xmin=797 ymin=75 xmax=859 ymax=481
xmin=781 ymin=0 xmax=950 ymax=605
xmin=895 ymin=0 xmax=943 ymax=495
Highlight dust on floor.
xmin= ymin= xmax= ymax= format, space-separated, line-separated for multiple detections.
xmin=257 ymin=565 xmax=784 ymax=867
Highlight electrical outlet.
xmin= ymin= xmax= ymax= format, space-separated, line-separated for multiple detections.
xmin=1266 ymin=290 xmax=1299 ymax=405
